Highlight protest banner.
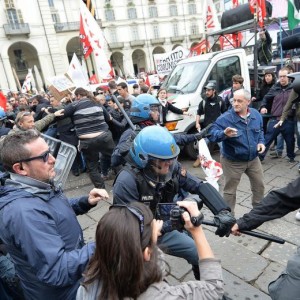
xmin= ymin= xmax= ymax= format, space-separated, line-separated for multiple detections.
xmin=154 ymin=46 xmax=189 ymax=76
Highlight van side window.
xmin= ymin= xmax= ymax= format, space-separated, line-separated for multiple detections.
xmin=206 ymin=56 xmax=241 ymax=92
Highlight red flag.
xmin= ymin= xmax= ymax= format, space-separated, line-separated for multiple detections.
xmin=232 ymin=0 xmax=239 ymax=8
xmin=249 ymin=0 xmax=266 ymax=28
xmin=89 ymin=74 xmax=99 ymax=84
xmin=188 ymin=40 xmax=209 ymax=57
xmin=0 ymin=91 xmax=7 ymax=111
xmin=79 ymin=15 xmax=93 ymax=59
xmin=145 ymin=75 xmax=151 ymax=87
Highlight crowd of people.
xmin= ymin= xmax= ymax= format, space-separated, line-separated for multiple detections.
xmin=0 ymin=67 xmax=300 ymax=300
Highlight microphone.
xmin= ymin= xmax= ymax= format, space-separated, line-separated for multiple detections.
xmin=281 ymin=33 xmax=300 ymax=50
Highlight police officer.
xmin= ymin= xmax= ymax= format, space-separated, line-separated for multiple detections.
xmin=113 ymin=126 xmax=236 ymax=279
xmin=111 ymin=94 xmax=211 ymax=168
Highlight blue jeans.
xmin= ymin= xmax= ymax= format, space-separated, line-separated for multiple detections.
xmin=276 ymin=134 xmax=284 ymax=153
xmin=260 ymin=119 xmax=295 ymax=160
xmin=158 ymin=230 xmax=198 ymax=270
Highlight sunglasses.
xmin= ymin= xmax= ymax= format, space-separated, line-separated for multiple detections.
xmin=15 ymin=149 xmax=51 ymax=164
xmin=110 ymin=204 xmax=144 ymax=236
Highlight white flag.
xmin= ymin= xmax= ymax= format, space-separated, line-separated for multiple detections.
xmin=21 ymin=69 xmax=33 ymax=93
xmin=67 ymin=53 xmax=89 ymax=87
xmin=79 ymin=1 xmax=111 ymax=79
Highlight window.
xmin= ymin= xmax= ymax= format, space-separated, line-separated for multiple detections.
xmin=169 ymin=4 xmax=177 ymax=16
xmin=131 ymin=25 xmax=139 ymax=41
xmin=48 ymin=0 xmax=54 ymax=7
xmin=14 ymin=49 xmax=27 ymax=71
xmin=109 ymin=27 xmax=117 ymax=43
xmin=51 ymin=13 xmax=60 ymax=23
xmin=190 ymin=22 xmax=199 ymax=35
xmin=7 ymin=9 xmax=18 ymax=23
xmin=128 ymin=7 xmax=137 ymax=19
xmin=105 ymin=9 xmax=115 ymax=21
xmin=149 ymin=6 xmax=158 ymax=18
xmin=172 ymin=23 xmax=178 ymax=37
xmin=4 ymin=0 xmax=15 ymax=9
xmin=188 ymin=3 xmax=196 ymax=14
xmin=153 ymin=24 xmax=159 ymax=39
xmin=206 ymin=56 xmax=241 ymax=92
xmin=164 ymin=61 xmax=210 ymax=94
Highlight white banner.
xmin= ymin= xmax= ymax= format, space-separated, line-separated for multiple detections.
xmin=154 ymin=46 xmax=190 ymax=76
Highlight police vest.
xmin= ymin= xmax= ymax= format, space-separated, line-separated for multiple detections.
xmin=119 ymin=164 xmax=180 ymax=217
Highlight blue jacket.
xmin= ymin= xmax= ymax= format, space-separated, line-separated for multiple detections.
xmin=0 ymin=174 xmax=95 ymax=300
xmin=209 ymin=108 xmax=264 ymax=161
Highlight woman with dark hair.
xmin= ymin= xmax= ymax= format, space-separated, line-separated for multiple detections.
xmin=77 ymin=201 xmax=224 ymax=300
xmin=256 ymin=71 xmax=276 ymax=133
xmin=157 ymin=88 xmax=191 ymax=125
xmin=63 ymin=87 xmax=115 ymax=187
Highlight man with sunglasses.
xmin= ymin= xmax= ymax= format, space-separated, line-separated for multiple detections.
xmin=0 ymin=130 xmax=109 ymax=299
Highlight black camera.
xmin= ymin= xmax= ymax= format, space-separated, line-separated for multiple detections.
xmin=169 ymin=198 xmax=204 ymax=232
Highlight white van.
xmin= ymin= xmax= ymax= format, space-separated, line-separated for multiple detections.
xmin=161 ymin=48 xmax=251 ymax=159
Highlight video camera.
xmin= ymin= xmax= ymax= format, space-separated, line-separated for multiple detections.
xmin=157 ymin=198 xmax=203 ymax=232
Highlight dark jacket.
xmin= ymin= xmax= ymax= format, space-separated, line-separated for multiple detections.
xmin=237 ymin=177 xmax=300 ymax=231
xmin=0 ymin=174 xmax=95 ymax=300
xmin=160 ymin=101 xmax=184 ymax=124
xmin=258 ymin=30 xmax=272 ymax=66
xmin=113 ymin=161 xmax=230 ymax=216
xmin=197 ymin=95 xmax=226 ymax=127
xmin=111 ymin=127 xmax=199 ymax=168
xmin=260 ymin=82 xmax=293 ymax=117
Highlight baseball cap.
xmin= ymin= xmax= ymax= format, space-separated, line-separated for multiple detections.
xmin=204 ymin=82 xmax=216 ymax=90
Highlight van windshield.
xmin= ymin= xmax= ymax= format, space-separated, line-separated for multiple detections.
xmin=163 ymin=60 xmax=210 ymax=94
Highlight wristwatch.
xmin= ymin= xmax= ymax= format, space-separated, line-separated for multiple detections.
xmin=191 ymin=212 xmax=204 ymax=227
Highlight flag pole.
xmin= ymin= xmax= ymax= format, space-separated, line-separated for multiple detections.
xmin=253 ymin=3 xmax=258 ymax=97
xmin=11 ymin=67 xmax=22 ymax=92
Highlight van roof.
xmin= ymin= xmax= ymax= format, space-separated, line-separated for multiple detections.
xmin=178 ymin=48 xmax=246 ymax=64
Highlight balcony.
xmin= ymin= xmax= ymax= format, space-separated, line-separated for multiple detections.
xmin=170 ymin=35 xmax=185 ymax=43
xmin=130 ymin=40 xmax=145 ymax=47
xmin=54 ymin=20 xmax=103 ymax=32
xmin=189 ymin=34 xmax=202 ymax=41
xmin=54 ymin=21 xmax=79 ymax=32
xmin=150 ymin=38 xmax=165 ymax=45
xmin=3 ymin=23 xmax=30 ymax=38
xmin=108 ymin=42 xmax=124 ymax=49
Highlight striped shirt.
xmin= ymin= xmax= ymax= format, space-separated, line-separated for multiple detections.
xmin=64 ymin=98 xmax=110 ymax=136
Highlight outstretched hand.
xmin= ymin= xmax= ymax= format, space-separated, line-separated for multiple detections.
xmin=88 ymin=188 xmax=109 ymax=206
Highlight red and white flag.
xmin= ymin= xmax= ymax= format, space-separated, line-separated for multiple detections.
xmin=79 ymin=1 xmax=112 ymax=79
xmin=249 ymin=0 xmax=266 ymax=28
xmin=205 ymin=0 xmax=221 ymax=33
xmin=21 ymin=69 xmax=33 ymax=93
xmin=79 ymin=15 xmax=93 ymax=59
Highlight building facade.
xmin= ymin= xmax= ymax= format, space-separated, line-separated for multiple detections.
xmin=0 ymin=0 xmax=213 ymax=91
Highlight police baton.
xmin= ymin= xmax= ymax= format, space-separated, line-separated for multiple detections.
xmin=202 ymin=219 xmax=285 ymax=244
xmin=111 ymin=95 xmax=136 ymax=131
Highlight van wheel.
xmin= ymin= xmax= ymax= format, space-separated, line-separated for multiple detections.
xmin=184 ymin=131 xmax=198 ymax=160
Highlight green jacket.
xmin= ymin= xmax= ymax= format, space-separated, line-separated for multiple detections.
xmin=280 ymin=90 xmax=300 ymax=121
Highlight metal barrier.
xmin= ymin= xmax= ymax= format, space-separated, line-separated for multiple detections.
xmin=41 ymin=134 xmax=77 ymax=189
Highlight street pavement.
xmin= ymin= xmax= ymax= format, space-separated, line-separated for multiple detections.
xmin=64 ymin=150 xmax=300 ymax=300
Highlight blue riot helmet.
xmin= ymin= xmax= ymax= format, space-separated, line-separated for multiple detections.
xmin=130 ymin=126 xmax=180 ymax=183
xmin=130 ymin=94 xmax=161 ymax=124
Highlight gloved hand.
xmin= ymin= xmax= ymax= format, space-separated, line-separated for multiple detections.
xmin=119 ymin=130 xmax=139 ymax=157
xmin=194 ymin=123 xmax=213 ymax=140
xmin=214 ymin=210 xmax=236 ymax=237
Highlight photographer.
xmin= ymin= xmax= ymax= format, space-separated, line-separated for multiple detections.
xmin=77 ymin=201 xmax=224 ymax=299
xmin=113 ymin=125 xmax=236 ymax=280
